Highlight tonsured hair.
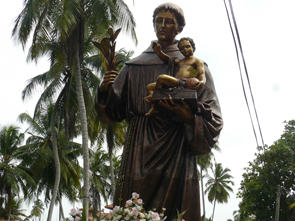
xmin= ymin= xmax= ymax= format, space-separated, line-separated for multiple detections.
xmin=153 ymin=3 xmax=186 ymax=28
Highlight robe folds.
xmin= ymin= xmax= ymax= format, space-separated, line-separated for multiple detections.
xmin=95 ymin=42 xmax=223 ymax=221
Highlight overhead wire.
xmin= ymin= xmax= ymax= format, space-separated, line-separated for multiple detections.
xmin=223 ymin=0 xmax=265 ymax=150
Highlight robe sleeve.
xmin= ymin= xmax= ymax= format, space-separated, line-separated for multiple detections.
xmin=184 ymin=64 xmax=223 ymax=155
xmin=95 ymin=65 xmax=129 ymax=125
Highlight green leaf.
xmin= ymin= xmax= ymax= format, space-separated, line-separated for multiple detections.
xmin=112 ymin=28 xmax=122 ymax=41
xmin=108 ymin=28 xmax=114 ymax=37
xmin=92 ymin=39 xmax=110 ymax=59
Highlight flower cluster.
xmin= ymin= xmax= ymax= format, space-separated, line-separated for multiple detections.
xmin=63 ymin=208 xmax=82 ymax=221
xmin=103 ymin=192 xmax=166 ymax=221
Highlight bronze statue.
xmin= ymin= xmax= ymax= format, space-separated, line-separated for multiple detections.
xmin=95 ymin=3 xmax=223 ymax=221
xmin=144 ymin=37 xmax=206 ymax=116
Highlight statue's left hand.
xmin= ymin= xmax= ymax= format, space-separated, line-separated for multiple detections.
xmin=159 ymin=95 xmax=194 ymax=123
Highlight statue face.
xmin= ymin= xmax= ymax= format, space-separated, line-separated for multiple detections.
xmin=179 ymin=40 xmax=193 ymax=57
xmin=154 ymin=10 xmax=182 ymax=45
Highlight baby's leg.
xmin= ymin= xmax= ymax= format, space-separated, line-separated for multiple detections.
xmin=144 ymin=82 xmax=156 ymax=103
xmin=145 ymin=103 xmax=159 ymax=116
xmin=146 ymin=82 xmax=156 ymax=95
xmin=155 ymin=74 xmax=179 ymax=89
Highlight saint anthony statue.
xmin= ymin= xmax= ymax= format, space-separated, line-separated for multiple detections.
xmin=95 ymin=3 xmax=223 ymax=221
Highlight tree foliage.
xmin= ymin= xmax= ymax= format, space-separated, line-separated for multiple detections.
xmin=236 ymin=120 xmax=295 ymax=221
xmin=205 ymin=163 xmax=234 ymax=220
xmin=17 ymin=106 xmax=82 ymax=206
xmin=0 ymin=126 xmax=35 ymax=220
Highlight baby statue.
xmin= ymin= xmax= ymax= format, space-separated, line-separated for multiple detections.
xmin=144 ymin=37 xmax=206 ymax=116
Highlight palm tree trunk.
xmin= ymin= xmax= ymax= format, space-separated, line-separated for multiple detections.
xmin=58 ymin=192 xmax=65 ymax=219
xmin=212 ymin=198 xmax=217 ymax=221
xmin=7 ymin=186 xmax=12 ymax=220
xmin=107 ymin=126 xmax=116 ymax=198
xmin=200 ymin=168 xmax=206 ymax=221
xmin=98 ymin=194 xmax=102 ymax=221
xmin=47 ymin=95 xmax=62 ymax=221
xmin=0 ymin=197 xmax=3 ymax=219
xmin=74 ymin=42 xmax=89 ymax=220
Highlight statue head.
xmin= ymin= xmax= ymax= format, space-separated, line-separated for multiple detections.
xmin=153 ymin=3 xmax=186 ymax=28
xmin=153 ymin=3 xmax=185 ymax=46
xmin=178 ymin=37 xmax=196 ymax=52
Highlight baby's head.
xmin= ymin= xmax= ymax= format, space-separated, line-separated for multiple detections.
xmin=178 ymin=37 xmax=196 ymax=52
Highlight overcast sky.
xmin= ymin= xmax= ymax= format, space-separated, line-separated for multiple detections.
xmin=1 ymin=0 xmax=295 ymax=220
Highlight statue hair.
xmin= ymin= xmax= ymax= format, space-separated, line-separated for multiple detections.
xmin=153 ymin=3 xmax=186 ymax=28
xmin=178 ymin=37 xmax=196 ymax=52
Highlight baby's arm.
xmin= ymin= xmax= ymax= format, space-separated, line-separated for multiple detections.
xmin=152 ymin=41 xmax=170 ymax=63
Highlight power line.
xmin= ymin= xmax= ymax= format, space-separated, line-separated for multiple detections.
xmin=223 ymin=0 xmax=265 ymax=150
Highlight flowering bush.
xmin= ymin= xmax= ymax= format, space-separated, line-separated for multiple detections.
xmin=103 ymin=192 xmax=166 ymax=221
xmin=63 ymin=208 xmax=82 ymax=221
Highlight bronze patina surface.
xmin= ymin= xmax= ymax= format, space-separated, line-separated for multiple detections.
xmin=95 ymin=3 xmax=223 ymax=221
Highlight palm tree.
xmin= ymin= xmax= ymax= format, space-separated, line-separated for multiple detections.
xmin=30 ymin=199 xmax=44 ymax=221
xmin=8 ymin=197 xmax=28 ymax=221
xmin=12 ymin=1 xmax=136 ymax=219
xmin=89 ymin=46 xmax=132 ymax=198
xmin=197 ymin=144 xmax=221 ymax=220
xmin=0 ymin=125 xmax=35 ymax=220
xmin=205 ymin=163 xmax=234 ymax=221
xmin=19 ymin=31 xmax=101 ymax=221
xmin=95 ymin=103 xmax=127 ymax=199
xmin=17 ymin=105 xmax=82 ymax=219
xmin=89 ymin=147 xmax=111 ymax=220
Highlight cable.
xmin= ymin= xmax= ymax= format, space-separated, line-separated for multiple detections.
xmin=223 ymin=0 xmax=265 ymax=150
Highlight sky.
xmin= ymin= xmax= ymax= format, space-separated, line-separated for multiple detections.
xmin=1 ymin=0 xmax=295 ymax=220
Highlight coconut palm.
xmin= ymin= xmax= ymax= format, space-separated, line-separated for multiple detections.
xmin=13 ymin=1 xmax=136 ymax=218
xmin=19 ymin=32 xmax=100 ymax=221
xmin=89 ymin=147 xmax=111 ymax=220
xmin=197 ymin=144 xmax=221 ymax=220
xmin=17 ymin=105 xmax=82 ymax=218
xmin=205 ymin=163 xmax=234 ymax=221
xmin=7 ymin=197 xmax=28 ymax=221
xmin=0 ymin=125 xmax=35 ymax=220
xmin=30 ymin=199 xmax=45 ymax=221
xmin=89 ymin=46 xmax=132 ymax=198
xmin=95 ymin=98 xmax=127 ymax=199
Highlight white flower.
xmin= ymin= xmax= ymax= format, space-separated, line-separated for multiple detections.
xmin=70 ymin=208 xmax=77 ymax=216
xmin=137 ymin=199 xmax=143 ymax=204
xmin=132 ymin=208 xmax=138 ymax=216
xmin=152 ymin=212 xmax=160 ymax=221
xmin=124 ymin=208 xmax=130 ymax=213
xmin=113 ymin=206 xmax=120 ymax=212
xmin=137 ymin=206 xmax=143 ymax=211
xmin=132 ymin=192 xmax=139 ymax=199
xmin=126 ymin=199 xmax=133 ymax=206
xmin=139 ymin=212 xmax=145 ymax=218
xmin=75 ymin=216 xmax=81 ymax=221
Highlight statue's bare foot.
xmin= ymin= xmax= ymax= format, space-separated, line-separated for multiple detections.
xmin=145 ymin=107 xmax=159 ymax=116
xmin=144 ymin=94 xmax=153 ymax=103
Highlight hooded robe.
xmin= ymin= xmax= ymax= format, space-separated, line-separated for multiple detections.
xmin=95 ymin=42 xmax=223 ymax=221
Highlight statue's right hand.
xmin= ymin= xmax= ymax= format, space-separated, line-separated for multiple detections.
xmin=99 ymin=70 xmax=118 ymax=92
